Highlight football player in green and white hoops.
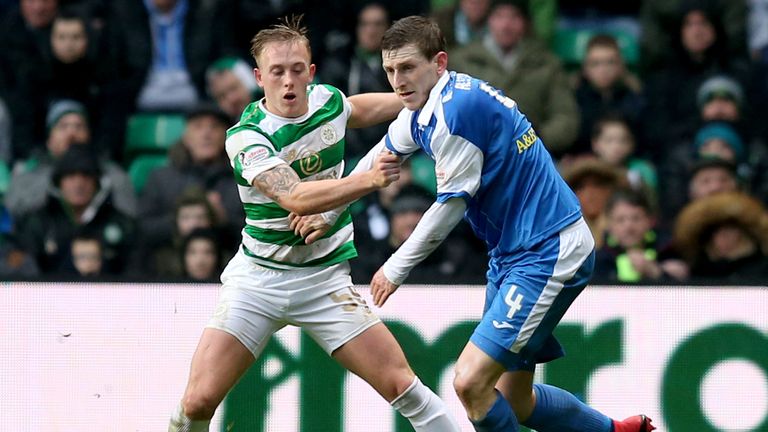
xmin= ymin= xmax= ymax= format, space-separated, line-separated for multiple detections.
xmin=168 ymin=15 xmax=462 ymax=432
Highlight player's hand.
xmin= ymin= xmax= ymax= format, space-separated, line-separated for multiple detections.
xmin=369 ymin=151 xmax=400 ymax=188
xmin=289 ymin=212 xmax=331 ymax=244
xmin=370 ymin=266 xmax=400 ymax=307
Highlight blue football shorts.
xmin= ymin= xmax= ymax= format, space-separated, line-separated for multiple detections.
xmin=470 ymin=217 xmax=595 ymax=371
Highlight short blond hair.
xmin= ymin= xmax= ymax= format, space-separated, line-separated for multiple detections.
xmin=250 ymin=15 xmax=311 ymax=67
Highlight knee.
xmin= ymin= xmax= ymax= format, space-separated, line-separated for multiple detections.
xmin=386 ymin=367 xmax=417 ymax=402
xmin=453 ymin=367 xmax=489 ymax=407
xmin=181 ymin=391 xmax=219 ymax=421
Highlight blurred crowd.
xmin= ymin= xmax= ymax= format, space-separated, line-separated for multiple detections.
xmin=0 ymin=0 xmax=767 ymax=285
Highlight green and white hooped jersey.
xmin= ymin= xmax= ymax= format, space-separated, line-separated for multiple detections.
xmin=225 ymin=84 xmax=357 ymax=270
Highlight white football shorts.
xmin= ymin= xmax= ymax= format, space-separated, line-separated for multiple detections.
xmin=206 ymin=249 xmax=380 ymax=358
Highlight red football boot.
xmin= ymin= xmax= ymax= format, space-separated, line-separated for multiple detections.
xmin=613 ymin=415 xmax=656 ymax=432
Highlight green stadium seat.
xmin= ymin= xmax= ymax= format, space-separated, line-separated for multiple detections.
xmin=128 ymin=154 xmax=168 ymax=194
xmin=124 ymin=113 xmax=186 ymax=160
xmin=552 ymin=28 xmax=639 ymax=70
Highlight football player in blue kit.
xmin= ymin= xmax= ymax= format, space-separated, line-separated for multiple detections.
xmin=359 ymin=13 xmax=656 ymax=432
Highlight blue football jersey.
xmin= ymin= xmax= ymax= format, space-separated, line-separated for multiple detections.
xmin=384 ymin=71 xmax=582 ymax=258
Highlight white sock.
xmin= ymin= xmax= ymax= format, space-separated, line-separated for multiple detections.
xmin=168 ymin=403 xmax=210 ymax=432
xmin=390 ymin=377 xmax=461 ymax=432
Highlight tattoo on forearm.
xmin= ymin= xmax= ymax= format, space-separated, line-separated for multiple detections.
xmin=253 ymin=165 xmax=300 ymax=203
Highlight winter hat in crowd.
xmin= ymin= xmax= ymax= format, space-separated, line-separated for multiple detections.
xmin=697 ymin=75 xmax=744 ymax=109
xmin=206 ymin=57 xmax=258 ymax=92
xmin=53 ymin=145 xmax=101 ymax=185
xmin=693 ymin=122 xmax=745 ymax=162
xmin=674 ymin=192 xmax=768 ymax=262
xmin=46 ymin=99 xmax=88 ymax=130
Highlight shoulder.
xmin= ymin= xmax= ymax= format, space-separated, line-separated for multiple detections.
xmin=442 ymin=73 xmax=511 ymax=128
xmin=308 ymin=83 xmax=350 ymax=115
xmin=309 ymin=83 xmax=346 ymax=102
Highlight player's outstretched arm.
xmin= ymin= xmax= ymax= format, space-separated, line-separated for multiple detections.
xmin=371 ymin=197 xmax=467 ymax=306
xmin=347 ymin=92 xmax=402 ymax=128
xmin=252 ymin=152 xmax=401 ymax=215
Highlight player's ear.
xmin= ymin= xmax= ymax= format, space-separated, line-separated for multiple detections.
xmin=435 ymin=51 xmax=448 ymax=74
xmin=308 ymin=63 xmax=316 ymax=81
xmin=254 ymin=68 xmax=264 ymax=88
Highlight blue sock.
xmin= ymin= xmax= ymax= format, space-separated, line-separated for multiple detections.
xmin=471 ymin=390 xmax=519 ymax=432
xmin=522 ymin=384 xmax=612 ymax=432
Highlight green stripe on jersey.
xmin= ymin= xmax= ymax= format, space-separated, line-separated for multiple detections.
xmin=290 ymin=139 xmax=345 ymax=179
xmin=244 ymin=210 xmax=352 ymax=245
xmin=242 ymin=240 xmax=358 ymax=268
xmin=243 ymin=202 xmax=290 ymax=220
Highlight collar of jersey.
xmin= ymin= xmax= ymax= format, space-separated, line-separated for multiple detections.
xmin=259 ymin=98 xmax=312 ymax=123
xmin=417 ymin=71 xmax=450 ymax=126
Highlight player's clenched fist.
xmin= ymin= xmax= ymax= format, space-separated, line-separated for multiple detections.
xmin=289 ymin=212 xmax=331 ymax=244
xmin=369 ymin=151 xmax=401 ymax=188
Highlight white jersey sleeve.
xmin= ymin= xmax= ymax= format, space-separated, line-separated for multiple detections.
xmin=384 ymin=109 xmax=420 ymax=156
xmin=433 ymin=134 xmax=484 ymax=203
xmin=226 ymin=129 xmax=286 ymax=185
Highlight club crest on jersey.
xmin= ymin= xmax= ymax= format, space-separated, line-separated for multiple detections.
xmin=320 ymin=123 xmax=338 ymax=145
xmin=299 ymin=150 xmax=322 ymax=176
xmin=239 ymin=146 xmax=270 ymax=167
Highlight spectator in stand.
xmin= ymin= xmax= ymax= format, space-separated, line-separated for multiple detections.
xmin=4 ymin=99 xmax=136 ymax=219
xmin=44 ymin=10 xmax=104 ymax=132
xmin=142 ymin=187 xmax=220 ymax=279
xmin=640 ymin=0 xmax=749 ymax=72
xmin=643 ymin=1 xmax=752 ymax=158
xmin=674 ymin=191 xmax=768 ymax=283
xmin=323 ymin=2 xmax=393 ymax=159
xmin=180 ymin=227 xmax=223 ymax=282
xmin=67 ymin=229 xmax=104 ymax=279
xmin=562 ymin=158 xmax=629 ymax=248
xmin=205 ymin=57 xmax=261 ymax=124
xmin=593 ymin=188 xmax=688 ymax=284
xmin=571 ymin=35 xmax=643 ymax=156
xmin=590 ymin=113 xmax=657 ymax=200
xmin=100 ymin=0 xmax=236 ymax=160
xmin=138 ymin=102 xmax=242 ymax=255
xmin=16 ymin=145 xmax=136 ymax=276
xmin=688 ymin=156 xmax=741 ymax=198
xmin=432 ymin=0 xmax=491 ymax=49
xmin=660 ymin=123 xmax=755 ymax=225
xmin=451 ymin=0 xmax=580 ymax=157
xmin=658 ymin=75 xmax=768 ymax=221
xmin=0 ymin=0 xmax=60 ymax=161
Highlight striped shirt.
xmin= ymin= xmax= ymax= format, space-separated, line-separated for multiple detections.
xmin=225 ymin=84 xmax=356 ymax=270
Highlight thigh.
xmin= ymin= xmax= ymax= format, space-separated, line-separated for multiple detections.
xmin=292 ymin=282 xmax=381 ymax=355
xmin=184 ymin=328 xmax=256 ymax=405
xmin=208 ymin=252 xmax=288 ymax=357
xmin=331 ymin=322 xmax=414 ymax=402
